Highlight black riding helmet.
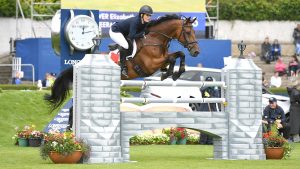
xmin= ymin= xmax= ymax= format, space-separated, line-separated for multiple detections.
xmin=205 ymin=76 xmax=213 ymax=81
xmin=139 ymin=5 xmax=153 ymax=15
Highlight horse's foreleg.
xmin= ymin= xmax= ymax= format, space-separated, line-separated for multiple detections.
xmin=161 ymin=53 xmax=177 ymax=81
xmin=172 ymin=51 xmax=186 ymax=81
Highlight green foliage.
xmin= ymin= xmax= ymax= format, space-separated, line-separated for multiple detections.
xmin=0 ymin=0 xmax=60 ymax=19
xmin=130 ymin=132 xmax=199 ymax=145
xmin=263 ymin=124 xmax=292 ymax=159
xmin=269 ymin=87 xmax=288 ymax=95
xmin=218 ymin=0 xmax=300 ymax=21
xmin=40 ymin=131 xmax=90 ymax=160
xmin=0 ymin=84 xmax=39 ymax=90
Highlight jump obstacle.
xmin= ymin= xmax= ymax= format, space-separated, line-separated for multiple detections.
xmin=73 ymin=54 xmax=265 ymax=163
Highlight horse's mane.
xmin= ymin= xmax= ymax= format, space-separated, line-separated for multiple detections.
xmin=147 ymin=14 xmax=181 ymax=28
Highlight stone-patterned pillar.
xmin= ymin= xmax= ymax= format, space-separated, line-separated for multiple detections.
xmin=73 ymin=54 xmax=122 ymax=163
xmin=223 ymin=58 xmax=265 ymax=160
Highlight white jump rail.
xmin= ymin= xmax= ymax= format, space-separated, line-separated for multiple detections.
xmin=120 ymin=80 xmax=226 ymax=88
xmin=121 ymin=97 xmax=225 ymax=103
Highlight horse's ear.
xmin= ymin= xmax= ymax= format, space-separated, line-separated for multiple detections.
xmin=191 ymin=17 xmax=197 ymax=23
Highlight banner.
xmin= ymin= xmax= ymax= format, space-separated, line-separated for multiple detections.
xmin=61 ymin=0 xmax=206 ymax=12
xmin=99 ymin=11 xmax=205 ymax=38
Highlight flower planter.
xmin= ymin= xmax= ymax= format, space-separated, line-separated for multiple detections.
xmin=18 ymin=138 xmax=28 ymax=147
xmin=177 ymin=138 xmax=187 ymax=145
xmin=28 ymin=138 xmax=42 ymax=147
xmin=170 ymin=138 xmax=177 ymax=145
xmin=265 ymin=147 xmax=284 ymax=159
xmin=48 ymin=151 xmax=83 ymax=164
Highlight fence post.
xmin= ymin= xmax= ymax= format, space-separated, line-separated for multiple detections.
xmin=224 ymin=58 xmax=265 ymax=160
xmin=73 ymin=54 xmax=122 ymax=163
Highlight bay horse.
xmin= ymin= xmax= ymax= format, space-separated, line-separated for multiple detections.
xmin=45 ymin=14 xmax=200 ymax=115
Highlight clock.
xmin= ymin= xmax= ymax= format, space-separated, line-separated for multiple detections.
xmin=64 ymin=10 xmax=100 ymax=54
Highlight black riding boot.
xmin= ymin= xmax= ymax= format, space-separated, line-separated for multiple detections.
xmin=119 ymin=50 xmax=128 ymax=78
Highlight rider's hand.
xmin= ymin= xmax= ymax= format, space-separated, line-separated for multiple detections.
xmin=262 ymin=120 xmax=268 ymax=124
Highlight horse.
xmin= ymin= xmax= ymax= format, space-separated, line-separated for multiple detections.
xmin=45 ymin=14 xmax=200 ymax=128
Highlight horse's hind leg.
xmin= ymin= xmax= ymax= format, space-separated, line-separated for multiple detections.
xmin=161 ymin=54 xmax=177 ymax=81
xmin=172 ymin=51 xmax=186 ymax=81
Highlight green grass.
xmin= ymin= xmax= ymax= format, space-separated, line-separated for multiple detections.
xmin=0 ymin=90 xmax=56 ymax=147
xmin=1 ymin=91 xmax=300 ymax=169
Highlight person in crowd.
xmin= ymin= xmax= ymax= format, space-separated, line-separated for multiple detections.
xmin=42 ymin=73 xmax=55 ymax=87
xmin=109 ymin=5 xmax=153 ymax=77
xmin=287 ymin=85 xmax=300 ymax=142
xmin=288 ymin=54 xmax=299 ymax=77
xmin=270 ymin=72 xmax=281 ymax=88
xmin=12 ymin=71 xmax=22 ymax=85
xmin=261 ymin=37 xmax=271 ymax=62
xmin=271 ymin=39 xmax=281 ymax=61
xmin=198 ymin=76 xmax=220 ymax=145
xmin=262 ymin=72 xmax=269 ymax=88
xmin=262 ymin=97 xmax=290 ymax=139
xmin=274 ymin=57 xmax=287 ymax=76
xmin=292 ymin=23 xmax=300 ymax=56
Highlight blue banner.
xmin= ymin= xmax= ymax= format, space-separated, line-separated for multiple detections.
xmin=99 ymin=11 xmax=205 ymax=38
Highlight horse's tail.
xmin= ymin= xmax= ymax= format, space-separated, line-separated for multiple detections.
xmin=44 ymin=66 xmax=73 ymax=112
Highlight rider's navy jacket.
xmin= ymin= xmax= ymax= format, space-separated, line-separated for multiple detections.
xmin=263 ymin=105 xmax=286 ymax=124
xmin=111 ymin=15 xmax=147 ymax=41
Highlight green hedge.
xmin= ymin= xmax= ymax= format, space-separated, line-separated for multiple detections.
xmin=0 ymin=0 xmax=60 ymax=19
xmin=209 ymin=0 xmax=300 ymax=21
xmin=0 ymin=84 xmax=39 ymax=90
xmin=268 ymin=87 xmax=288 ymax=95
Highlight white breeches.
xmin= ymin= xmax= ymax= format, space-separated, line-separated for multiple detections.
xmin=109 ymin=27 xmax=137 ymax=58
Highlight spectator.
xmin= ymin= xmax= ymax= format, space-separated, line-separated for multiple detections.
xmin=292 ymin=24 xmax=300 ymax=56
xmin=261 ymin=37 xmax=271 ymax=62
xmin=42 ymin=73 xmax=55 ymax=87
xmin=198 ymin=76 xmax=220 ymax=145
xmin=271 ymin=39 xmax=281 ymax=61
xmin=12 ymin=71 xmax=22 ymax=85
xmin=262 ymin=97 xmax=290 ymax=139
xmin=262 ymin=72 xmax=269 ymax=88
xmin=270 ymin=72 xmax=281 ymax=88
xmin=274 ymin=58 xmax=287 ymax=76
xmin=288 ymin=55 xmax=299 ymax=77
xmin=287 ymin=86 xmax=300 ymax=142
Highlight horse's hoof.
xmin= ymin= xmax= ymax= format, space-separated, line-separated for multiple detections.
xmin=172 ymin=72 xmax=179 ymax=81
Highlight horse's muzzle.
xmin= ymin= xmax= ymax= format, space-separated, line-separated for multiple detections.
xmin=190 ymin=49 xmax=200 ymax=57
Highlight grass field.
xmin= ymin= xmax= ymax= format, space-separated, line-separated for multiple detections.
xmin=1 ymin=90 xmax=300 ymax=169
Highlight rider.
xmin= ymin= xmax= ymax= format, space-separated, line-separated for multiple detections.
xmin=109 ymin=5 xmax=153 ymax=77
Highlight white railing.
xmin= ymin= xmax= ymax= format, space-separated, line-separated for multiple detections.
xmin=0 ymin=64 xmax=35 ymax=85
xmin=121 ymin=80 xmax=226 ymax=87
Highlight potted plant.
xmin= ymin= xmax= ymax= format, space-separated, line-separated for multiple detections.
xmin=263 ymin=124 xmax=292 ymax=159
xmin=28 ymin=130 xmax=44 ymax=147
xmin=12 ymin=125 xmax=32 ymax=147
xmin=162 ymin=128 xmax=177 ymax=145
xmin=40 ymin=131 xmax=90 ymax=164
xmin=173 ymin=128 xmax=188 ymax=145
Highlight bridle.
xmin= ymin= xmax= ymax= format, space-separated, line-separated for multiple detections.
xmin=147 ymin=19 xmax=197 ymax=51
xmin=177 ymin=20 xmax=198 ymax=51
